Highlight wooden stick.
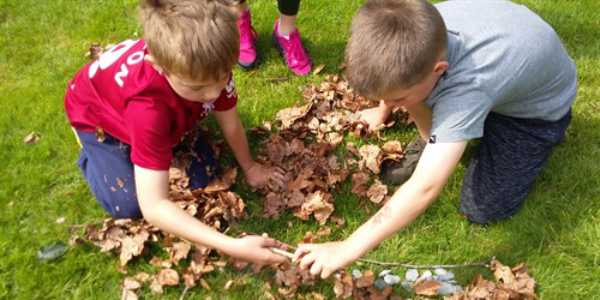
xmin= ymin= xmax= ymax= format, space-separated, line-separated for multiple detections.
xmin=357 ymin=257 xmax=493 ymax=269
xmin=178 ymin=286 xmax=191 ymax=300
xmin=270 ymin=247 xmax=295 ymax=259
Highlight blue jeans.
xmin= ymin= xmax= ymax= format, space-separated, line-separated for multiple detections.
xmin=75 ymin=131 xmax=216 ymax=219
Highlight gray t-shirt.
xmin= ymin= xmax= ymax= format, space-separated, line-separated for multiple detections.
xmin=425 ymin=0 xmax=577 ymax=143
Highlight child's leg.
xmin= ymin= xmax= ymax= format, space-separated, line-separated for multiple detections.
xmin=76 ymin=131 xmax=140 ymax=219
xmin=236 ymin=0 xmax=259 ymax=70
xmin=277 ymin=0 xmax=301 ymax=35
xmin=273 ymin=0 xmax=311 ymax=75
xmin=76 ymin=131 xmax=218 ymax=219
xmin=459 ymin=110 xmax=572 ymax=224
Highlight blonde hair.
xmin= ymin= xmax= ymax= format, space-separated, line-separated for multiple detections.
xmin=139 ymin=0 xmax=239 ymax=81
xmin=346 ymin=0 xmax=447 ymax=97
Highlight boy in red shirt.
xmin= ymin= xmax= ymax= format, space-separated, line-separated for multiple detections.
xmin=65 ymin=0 xmax=286 ymax=265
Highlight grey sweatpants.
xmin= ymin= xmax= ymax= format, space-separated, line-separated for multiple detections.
xmin=459 ymin=110 xmax=572 ymax=224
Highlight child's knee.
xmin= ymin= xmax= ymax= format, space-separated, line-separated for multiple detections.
xmin=112 ymin=200 xmax=143 ymax=219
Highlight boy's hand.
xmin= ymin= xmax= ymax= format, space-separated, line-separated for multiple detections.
xmin=244 ymin=162 xmax=285 ymax=188
xmin=359 ymin=106 xmax=391 ymax=131
xmin=292 ymin=241 xmax=357 ymax=279
xmin=230 ymin=233 xmax=288 ymax=265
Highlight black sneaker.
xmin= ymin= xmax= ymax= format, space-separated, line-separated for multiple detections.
xmin=380 ymin=137 xmax=426 ymax=185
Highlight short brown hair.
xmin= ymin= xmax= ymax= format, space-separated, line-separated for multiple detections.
xmin=346 ymin=0 xmax=447 ymax=97
xmin=139 ymin=0 xmax=239 ymax=81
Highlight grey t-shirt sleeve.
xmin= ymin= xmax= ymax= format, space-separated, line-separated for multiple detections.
xmin=426 ymin=83 xmax=493 ymax=143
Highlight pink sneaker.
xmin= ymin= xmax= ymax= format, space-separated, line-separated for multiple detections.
xmin=272 ymin=19 xmax=312 ymax=75
xmin=237 ymin=9 xmax=258 ymax=70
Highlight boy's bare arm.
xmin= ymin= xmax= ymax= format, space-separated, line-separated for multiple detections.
xmin=214 ymin=107 xmax=255 ymax=172
xmin=405 ymin=102 xmax=433 ymax=141
xmin=293 ymin=141 xmax=467 ymax=278
xmin=214 ymin=107 xmax=285 ymax=187
xmin=134 ymin=166 xmax=286 ymax=264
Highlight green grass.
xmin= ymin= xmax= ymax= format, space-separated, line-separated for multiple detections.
xmin=0 ymin=0 xmax=598 ymax=299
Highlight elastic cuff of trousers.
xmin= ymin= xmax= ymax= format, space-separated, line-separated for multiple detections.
xmin=278 ymin=0 xmax=300 ymax=16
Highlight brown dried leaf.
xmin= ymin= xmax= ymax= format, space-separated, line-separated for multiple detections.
xmin=366 ymin=179 xmax=388 ymax=204
xmin=121 ymin=288 xmax=138 ymax=300
xmin=333 ymin=271 xmax=353 ymax=299
xmin=122 ymin=277 xmax=141 ymax=290
xmin=156 ymin=269 xmax=179 ymax=286
xmin=351 ymin=172 xmax=370 ymax=197
xmin=224 ymin=279 xmax=236 ymax=290
xmin=23 ymin=132 xmax=40 ymax=145
xmin=355 ymin=270 xmax=375 ymax=288
xmin=302 ymin=232 xmax=314 ymax=244
xmin=169 ymin=242 xmax=191 ymax=265
xmin=88 ymin=43 xmax=103 ymax=59
xmin=313 ymin=64 xmax=326 ymax=75
xmin=359 ymin=145 xmax=383 ymax=174
xmin=95 ymin=126 xmax=106 ymax=142
xmin=415 ymin=280 xmax=441 ymax=296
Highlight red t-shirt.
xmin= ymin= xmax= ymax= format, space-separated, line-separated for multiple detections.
xmin=65 ymin=39 xmax=237 ymax=170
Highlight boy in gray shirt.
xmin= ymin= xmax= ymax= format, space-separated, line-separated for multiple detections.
xmin=291 ymin=0 xmax=576 ymax=278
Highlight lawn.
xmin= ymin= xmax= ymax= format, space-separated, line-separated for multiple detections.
xmin=0 ymin=0 xmax=598 ymax=299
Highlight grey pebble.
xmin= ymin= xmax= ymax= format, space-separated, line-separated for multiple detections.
xmin=383 ymin=274 xmax=401 ymax=285
xmin=401 ymin=281 xmax=414 ymax=291
xmin=405 ymin=269 xmax=419 ymax=282
xmin=374 ymin=278 xmax=388 ymax=289
xmin=437 ymin=281 xmax=456 ymax=295
xmin=434 ymin=268 xmax=447 ymax=276
xmin=439 ymin=272 xmax=455 ymax=282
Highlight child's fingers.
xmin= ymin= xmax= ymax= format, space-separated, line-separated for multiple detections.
xmin=321 ymin=266 xmax=336 ymax=279
xmin=299 ymin=252 xmax=318 ymax=270
xmin=309 ymin=260 xmax=324 ymax=277
xmin=292 ymin=244 xmax=312 ymax=262
xmin=272 ymin=166 xmax=286 ymax=175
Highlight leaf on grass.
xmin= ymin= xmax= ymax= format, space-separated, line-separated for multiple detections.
xmin=351 ymin=172 xmax=370 ymax=197
xmin=156 ymin=269 xmax=179 ymax=287
xmin=169 ymin=242 xmax=191 ymax=265
xmin=359 ymin=145 xmax=383 ymax=174
xmin=23 ymin=132 xmax=40 ymax=145
xmin=313 ymin=64 xmax=326 ymax=75
xmin=333 ymin=271 xmax=353 ymax=299
xmin=37 ymin=241 xmax=67 ymax=261
xmin=88 ymin=43 xmax=103 ymax=59
xmin=366 ymin=179 xmax=388 ymax=204
xmin=121 ymin=288 xmax=138 ymax=300
xmin=355 ymin=270 xmax=375 ymax=288
xmin=122 ymin=277 xmax=141 ymax=290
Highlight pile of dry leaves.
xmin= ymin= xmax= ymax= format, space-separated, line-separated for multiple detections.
xmin=253 ymin=74 xmax=410 ymax=224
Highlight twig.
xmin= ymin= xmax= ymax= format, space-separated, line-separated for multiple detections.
xmin=270 ymin=247 xmax=295 ymax=259
xmin=237 ymin=230 xmax=492 ymax=270
xmin=357 ymin=257 xmax=493 ymax=269
xmin=242 ymin=231 xmax=491 ymax=270
xmin=179 ymin=285 xmax=191 ymax=300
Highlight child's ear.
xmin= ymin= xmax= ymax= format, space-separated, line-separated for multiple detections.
xmin=433 ymin=60 xmax=449 ymax=76
xmin=144 ymin=54 xmax=165 ymax=73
